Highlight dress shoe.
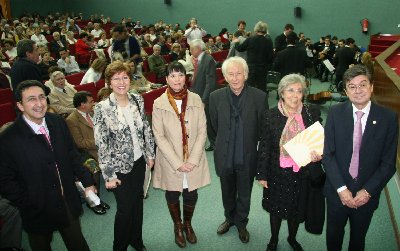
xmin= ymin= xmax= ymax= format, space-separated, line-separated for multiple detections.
xmin=100 ymin=201 xmax=110 ymax=210
xmin=217 ymin=220 xmax=234 ymax=235
xmin=205 ymin=145 xmax=214 ymax=151
xmin=87 ymin=204 xmax=106 ymax=215
xmin=287 ymin=237 xmax=303 ymax=251
xmin=238 ymin=227 xmax=249 ymax=243
xmin=266 ymin=241 xmax=278 ymax=251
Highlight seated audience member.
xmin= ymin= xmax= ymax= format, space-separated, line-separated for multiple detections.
xmin=157 ymin=35 xmax=170 ymax=55
xmin=80 ymin=58 xmax=107 ymax=85
xmin=3 ymin=39 xmax=17 ymax=62
xmin=170 ymin=43 xmax=182 ymax=61
xmin=66 ymin=91 xmax=110 ymax=215
xmin=41 ymin=24 xmax=52 ymax=36
xmin=215 ymin=36 xmax=225 ymax=50
xmin=97 ymin=86 xmax=112 ymax=101
xmin=1 ymin=24 xmax=15 ymax=40
xmin=44 ymin=66 xmax=75 ymax=91
xmin=97 ymin=32 xmax=110 ymax=48
xmin=141 ymin=33 xmax=153 ymax=48
xmin=134 ymin=20 xmax=143 ymax=29
xmin=67 ymin=19 xmax=82 ymax=33
xmin=49 ymin=31 xmax=67 ymax=57
xmin=90 ymin=23 xmax=104 ymax=38
xmin=14 ymin=26 xmax=29 ymax=43
xmin=148 ymin=44 xmax=167 ymax=78
xmin=66 ymin=31 xmax=77 ymax=45
xmin=126 ymin=58 xmax=154 ymax=90
xmin=125 ymin=17 xmax=135 ymax=28
xmin=218 ymin=28 xmax=229 ymax=43
xmin=174 ymin=33 xmax=187 ymax=51
xmin=207 ymin=37 xmax=221 ymax=53
xmin=111 ymin=25 xmax=141 ymax=64
xmin=165 ymin=35 xmax=173 ymax=49
xmin=75 ymin=32 xmax=93 ymax=58
xmin=30 ymin=27 xmax=48 ymax=46
xmin=48 ymin=70 xmax=77 ymax=116
xmin=39 ymin=51 xmax=57 ymax=80
xmin=57 ymin=47 xmax=81 ymax=74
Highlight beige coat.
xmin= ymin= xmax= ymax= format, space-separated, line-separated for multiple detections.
xmin=152 ymin=91 xmax=210 ymax=192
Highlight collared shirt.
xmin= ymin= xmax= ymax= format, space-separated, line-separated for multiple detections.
xmin=77 ymin=109 xmax=92 ymax=124
xmin=196 ymin=51 xmax=204 ymax=66
xmin=351 ymin=101 xmax=371 ymax=134
xmin=23 ymin=115 xmax=49 ymax=136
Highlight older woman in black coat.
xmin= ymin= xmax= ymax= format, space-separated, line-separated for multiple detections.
xmin=257 ymin=73 xmax=324 ymax=251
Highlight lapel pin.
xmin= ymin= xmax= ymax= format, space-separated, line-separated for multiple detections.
xmin=373 ymin=121 xmax=376 ymax=124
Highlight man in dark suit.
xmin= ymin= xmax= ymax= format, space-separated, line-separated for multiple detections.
xmin=274 ymin=23 xmax=294 ymax=52
xmin=272 ymin=31 xmax=310 ymax=77
xmin=210 ymin=56 xmax=267 ymax=243
xmin=49 ymin=31 xmax=67 ymax=58
xmin=0 ymin=80 xmax=96 ymax=251
xmin=189 ymin=39 xmax=217 ymax=151
xmin=333 ymin=38 xmax=356 ymax=92
xmin=323 ymin=65 xmax=398 ymax=251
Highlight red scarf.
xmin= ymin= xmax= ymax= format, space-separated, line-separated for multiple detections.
xmin=166 ymin=86 xmax=189 ymax=160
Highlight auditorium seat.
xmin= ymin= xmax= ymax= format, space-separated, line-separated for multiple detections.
xmin=65 ymin=72 xmax=86 ymax=85
xmin=68 ymin=44 xmax=76 ymax=55
xmin=141 ymin=86 xmax=167 ymax=115
xmin=95 ymin=79 xmax=106 ymax=90
xmin=0 ymin=102 xmax=16 ymax=126
xmin=211 ymin=50 xmax=229 ymax=63
xmin=0 ymin=88 xmax=14 ymax=104
xmin=143 ymin=47 xmax=153 ymax=55
xmin=162 ymin=54 xmax=172 ymax=63
xmin=74 ymin=82 xmax=98 ymax=102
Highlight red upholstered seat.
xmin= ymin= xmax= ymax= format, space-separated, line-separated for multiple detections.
xmin=141 ymin=86 xmax=167 ymax=115
xmin=142 ymin=60 xmax=150 ymax=72
xmin=143 ymin=72 xmax=157 ymax=83
xmin=95 ymin=79 xmax=106 ymax=90
xmin=0 ymin=102 xmax=16 ymax=126
xmin=68 ymin=44 xmax=76 ymax=55
xmin=74 ymin=82 xmax=98 ymax=102
xmin=65 ymin=72 xmax=86 ymax=86
xmin=143 ymin=47 xmax=153 ymax=55
xmin=216 ymin=68 xmax=226 ymax=86
xmin=162 ymin=54 xmax=172 ymax=63
xmin=211 ymin=50 xmax=229 ymax=63
xmin=0 ymin=88 xmax=14 ymax=104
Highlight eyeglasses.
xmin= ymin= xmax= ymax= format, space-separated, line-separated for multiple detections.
xmin=346 ymin=83 xmax=369 ymax=92
xmin=111 ymin=76 xmax=130 ymax=82
xmin=284 ymin=88 xmax=303 ymax=94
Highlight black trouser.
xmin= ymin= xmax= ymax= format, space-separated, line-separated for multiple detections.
xmin=0 ymin=198 xmax=22 ymax=248
xmin=248 ymin=65 xmax=269 ymax=91
xmin=219 ymin=169 xmax=254 ymax=229
xmin=326 ymin=200 xmax=375 ymax=251
xmin=112 ymin=156 xmax=146 ymax=251
xmin=27 ymin=204 xmax=89 ymax=251
xmin=204 ymin=103 xmax=215 ymax=147
xmin=165 ymin=189 xmax=198 ymax=206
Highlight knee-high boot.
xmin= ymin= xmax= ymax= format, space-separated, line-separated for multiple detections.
xmin=167 ymin=202 xmax=186 ymax=248
xmin=183 ymin=204 xmax=197 ymax=244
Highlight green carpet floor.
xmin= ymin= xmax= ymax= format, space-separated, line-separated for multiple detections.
xmin=20 ymin=79 xmax=398 ymax=250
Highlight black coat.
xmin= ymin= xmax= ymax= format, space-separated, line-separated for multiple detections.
xmin=49 ymin=39 xmax=67 ymax=56
xmin=272 ymin=46 xmax=310 ymax=76
xmin=236 ymin=34 xmax=274 ymax=67
xmin=274 ymin=33 xmax=287 ymax=52
xmin=10 ymin=58 xmax=43 ymax=92
xmin=0 ymin=113 xmax=94 ymax=234
xmin=333 ymin=46 xmax=356 ymax=77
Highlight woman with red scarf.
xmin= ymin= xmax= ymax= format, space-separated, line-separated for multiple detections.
xmin=152 ymin=62 xmax=211 ymax=248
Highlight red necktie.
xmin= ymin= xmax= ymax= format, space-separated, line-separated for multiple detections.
xmin=86 ymin=113 xmax=94 ymax=128
xmin=39 ymin=126 xmax=51 ymax=146
xmin=349 ymin=111 xmax=364 ymax=179
xmin=192 ymin=57 xmax=198 ymax=83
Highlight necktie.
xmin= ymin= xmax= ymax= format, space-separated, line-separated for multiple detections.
xmin=39 ymin=126 xmax=51 ymax=146
xmin=58 ymin=40 xmax=64 ymax=47
xmin=62 ymin=88 xmax=67 ymax=94
xmin=86 ymin=113 xmax=94 ymax=128
xmin=349 ymin=111 xmax=364 ymax=179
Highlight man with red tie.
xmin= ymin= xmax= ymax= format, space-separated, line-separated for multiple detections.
xmin=66 ymin=91 xmax=110 ymax=215
xmin=0 ymin=80 xmax=96 ymax=251
xmin=323 ymin=65 xmax=398 ymax=251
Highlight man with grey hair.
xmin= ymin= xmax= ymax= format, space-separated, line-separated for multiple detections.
xmin=210 ymin=56 xmax=267 ymax=243
xmin=10 ymin=39 xmax=43 ymax=93
xmin=50 ymin=31 xmax=67 ymax=57
xmin=234 ymin=21 xmax=273 ymax=91
xmin=189 ymin=39 xmax=216 ymax=151
xmin=184 ymin=18 xmax=207 ymax=44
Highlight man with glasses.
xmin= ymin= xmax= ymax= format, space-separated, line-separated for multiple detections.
xmin=323 ymin=65 xmax=398 ymax=251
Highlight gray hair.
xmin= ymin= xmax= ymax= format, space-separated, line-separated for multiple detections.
xmin=221 ymin=56 xmax=249 ymax=79
xmin=53 ymin=31 xmax=60 ymax=37
xmin=50 ymin=71 xmax=65 ymax=82
xmin=189 ymin=39 xmax=206 ymax=51
xmin=153 ymin=44 xmax=161 ymax=50
xmin=277 ymin=73 xmax=307 ymax=99
xmin=254 ymin=21 xmax=268 ymax=34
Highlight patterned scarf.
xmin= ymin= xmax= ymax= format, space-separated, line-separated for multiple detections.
xmin=167 ymin=86 xmax=189 ymax=161
xmin=278 ymin=99 xmax=305 ymax=171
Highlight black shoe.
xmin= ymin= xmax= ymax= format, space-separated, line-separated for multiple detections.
xmin=133 ymin=245 xmax=147 ymax=251
xmin=217 ymin=220 xmax=234 ymax=235
xmin=100 ymin=201 xmax=110 ymax=210
xmin=87 ymin=204 xmax=106 ymax=215
xmin=205 ymin=145 xmax=214 ymax=151
xmin=266 ymin=241 xmax=278 ymax=251
xmin=238 ymin=227 xmax=249 ymax=243
xmin=287 ymin=237 xmax=303 ymax=251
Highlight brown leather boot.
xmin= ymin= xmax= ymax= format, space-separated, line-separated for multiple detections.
xmin=167 ymin=203 xmax=186 ymax=248
xmin=183 ymin=204 xmax=197 ymax=244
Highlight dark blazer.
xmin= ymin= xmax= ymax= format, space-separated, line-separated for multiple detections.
xmin=236 ymin=34 xmax=274 ymax=67
xmin=323 ymin=101 xmax=398 ymax=210
xmin=272 ymin=45 xmax=310 ymax=76
xmin=10 ymin=58 xmax=43 ymax=92
xmin=274 ymin=33 xmax=287 ymax=52
xmin=0 ymin=113 xmax=94 ymax=234
xmin=66 ymin=110 xmax=98 ymax=161
xmin=113 ymin=36 xmax=141 ymax=63
xmin=190 ymin=52 xmax=217 ymax=104
xmin=209 ymin=86 xmax=267 ymax=177
xmin=49 ymin=39 xmax=67 ymax=56
xmin=333 ymin=46 xmax=356 ymax=77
